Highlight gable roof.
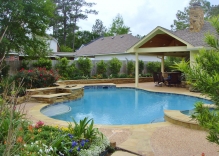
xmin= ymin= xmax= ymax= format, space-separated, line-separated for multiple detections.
xmin=164 ymin=21 xmax=218 ymax=47
xmin=75 ymin=34 xmax=140 ymax=57
xmin=127 ymin=21 xmax=218 ymax=53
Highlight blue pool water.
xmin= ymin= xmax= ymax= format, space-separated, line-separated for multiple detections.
xmin=41 ymin=88 xmax=213 ymax=125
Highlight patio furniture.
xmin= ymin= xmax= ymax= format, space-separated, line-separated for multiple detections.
xmin=166 ymin=72 xmax=181 ymax=87
xmin=153 ymin=72 xmax=164 ymax=86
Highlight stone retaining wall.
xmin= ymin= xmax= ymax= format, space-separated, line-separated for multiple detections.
xmin=57 ymin=77 xmax=153 ymax=85
xmin=27 ymin=87 xmax=84 ymax=104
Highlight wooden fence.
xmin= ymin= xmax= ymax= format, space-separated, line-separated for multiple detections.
xmin=6 ymin=60 xmax=149 ymax=76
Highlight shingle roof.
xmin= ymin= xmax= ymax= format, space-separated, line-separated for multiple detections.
xmin=75 ymin=34 xmax=140 ymax=56
xmin=163 ymin=21 xmax=218 ymax=47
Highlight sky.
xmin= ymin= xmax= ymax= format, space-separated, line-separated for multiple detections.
xmin=77 ymin=0 xmax=219 ymax=36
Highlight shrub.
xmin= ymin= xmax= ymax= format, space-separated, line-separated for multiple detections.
xmin=139 ymin=60 xmax=144 ymax=74
xmin=119 ymin=73 xmax=128 ymax=78
xmin=0 ymin=61 xmax=10 ymax=78
xmin=33 ymin=58 xmax=52 ymax=70
xmin=96 ymin=60 xmax=107 ymax=76
xmin=108 ymin=57 xmax=122 ymax=77
xmin=60 ymin=45 xmax=73 ymax=52
xmin=127 ymin=61 xmax=135 ymax=75
xmin=55 ymin=57 xmax=78 ymax=80
xmin=77 ymin=57 xmax=92 ymax=77
xmin=68 ymin=63 xmax=82 ymax=79
xmin=19 ymin=60 xmax=30 ymax=70
xmin=14 ymin=68 xmax=59 ymax=88
xmin=146 ymin=61 xmax=161 ymax=74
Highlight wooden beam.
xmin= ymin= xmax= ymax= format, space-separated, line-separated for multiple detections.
xmin=135 ymin=46 xmax=187 ymax=53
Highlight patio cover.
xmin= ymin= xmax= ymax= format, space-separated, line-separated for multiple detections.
xmin=126 ymin=24 xmax=214 ymax=87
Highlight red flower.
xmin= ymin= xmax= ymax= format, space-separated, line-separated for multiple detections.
xmin=17 ymin=136 xmax=23 ymax=143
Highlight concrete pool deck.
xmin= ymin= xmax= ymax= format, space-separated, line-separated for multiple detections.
xmin=18 ymin=82 xmax=219 ymax=156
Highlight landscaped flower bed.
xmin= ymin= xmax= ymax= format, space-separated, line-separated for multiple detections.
xmin=0 ymin=104 xmax=111 ymax=156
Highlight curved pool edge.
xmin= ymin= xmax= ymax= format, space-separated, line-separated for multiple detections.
xmin=164 ymin=110 xmax=205 ymax=130
xmin=32 ymin=84 xmax=211 ymax=128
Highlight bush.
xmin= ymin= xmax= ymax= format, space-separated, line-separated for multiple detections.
xmin=14 ymin=68 xmax=59 ymax=88
xmin=146 ymin=61 xmax=161 ymax=74
xmin=108 ymin=57 xmax=122 ymax=77
xmin=55 ymin=57 xmax=78 ymax=80
xmin=33 ymin=58 xmax=52 ymax=70
xmin=119 ymin=73 xmax=128 ymax=78
xmin=77 ymin=57 xmax=92 ymax=77
xmin=60 ymin=45 xmax=73 ymax=52
xmin=127 ymin=61 xmax=135 ymax=75
xmin=96 ymin=60 xmax=107 ymax=76
xmin=139 ymin=60 xmax=144 ymax=74
xmin=0 ymin=61 xmax=10 ymax=77
xmin=20 ymin=60 xmax=30 ymax=70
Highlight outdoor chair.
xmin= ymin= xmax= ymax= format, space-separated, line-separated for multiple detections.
xmin=153 ymin=72 xmax=164 ymax=86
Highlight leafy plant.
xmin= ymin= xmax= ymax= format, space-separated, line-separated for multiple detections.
xmin=13 ymin=68 xmax=59 ymax=89
xmin=127 ymin=61 xmax=135 ymax=75
xmin=0 ymin=61 xmax=10 ymax=78
xmin=60 ymin=45 xmax=73 ymax=52
xmin=68 ymin=117 xmax=92 ymax=140
xmin=139 ymin=60 xmax=144 ymax=74
xmin=146 ymin=61 xmax=161 ymax=74
xmin=119 ymin=73 xmax=128 ymax=78
xmin=32 ymin=58 xmax=52 ymax=70
xmin=173 ymin=15 xmax=219 ymax=147
xmin=77 ymin=57 xmax=92 ymax=77
xmin=55 ymin=57 xmax=78 ymax=80
xmin=96 ymin=60 xmax=107 ymax=76
xmin=19 ymin=60 xmax=30 ymax=70
xmin=108 ymin=57 xmax=122 ymax=77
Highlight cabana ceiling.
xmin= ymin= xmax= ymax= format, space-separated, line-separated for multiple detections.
xmin=139 ymin=34 xmax=186 ymax=48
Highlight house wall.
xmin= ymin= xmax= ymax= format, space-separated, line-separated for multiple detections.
xmin=47 ymin=39 xmax=58 ymax=52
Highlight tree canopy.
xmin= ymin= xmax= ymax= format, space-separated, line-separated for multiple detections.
xmin=105 ymin=14 xmax=131 ymax=36
xmin=171 ymin=0 xmax=219 ymax=30
xmin=51 ymin=0 xmax=98 ymax=51
xmin=0 ymin=0 xmax=55 ymax=59
xmin=92 ymin=19 xmax=107 ymax=36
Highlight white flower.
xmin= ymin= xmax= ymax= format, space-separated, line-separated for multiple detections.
xmin=39 ymin=149 xmax=43 ymax=153
xmin=49 ymin=146 xmax=53 ymax=151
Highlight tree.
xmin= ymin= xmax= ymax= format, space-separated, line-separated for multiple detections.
xmin=106 ymin=14 xmax=131 ymax=36
xmin=208 ymin=5 xmax=219 ymax=18
xmin=69 ymin=30 xmax=100 ymax=50
xmin=92 ymin=19 xmax=107 ymax=36
xmin=171 ymin=0 xmax=218 ymax=30
xmin=52 ymin=0 xmax=98 ymax=51
xmin=0 ymin=0 xmax=55 ymax=59
xmin=173 ymin=15 xmax=219 ymax=146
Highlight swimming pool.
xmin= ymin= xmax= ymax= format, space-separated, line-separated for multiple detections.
xmin=41 ymin=87 xmax=212 ymax=125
